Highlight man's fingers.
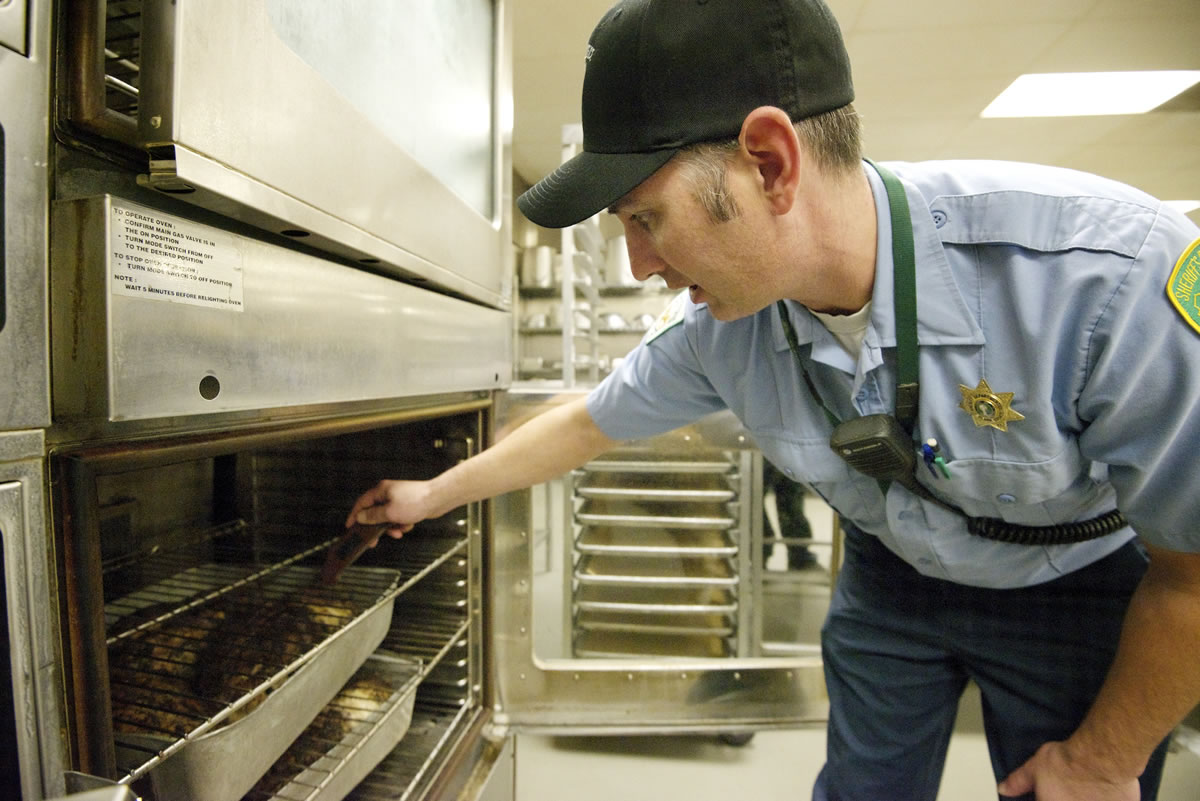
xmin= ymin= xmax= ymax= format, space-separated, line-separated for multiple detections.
xmin=346 ymin=483 xmax=390 ymax=527
xmin=353 ymin=505 xmax=390 ymax=527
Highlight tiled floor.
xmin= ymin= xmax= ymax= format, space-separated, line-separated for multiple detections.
xmin=513 ymin=686 xmax=1200 ymax=800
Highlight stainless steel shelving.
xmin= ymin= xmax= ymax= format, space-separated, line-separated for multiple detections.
xmin=567 ymin=447 xmax=761 ymax=659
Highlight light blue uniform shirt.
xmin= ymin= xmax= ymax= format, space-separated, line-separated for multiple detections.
xmin=587 ymin=160 xmax=1200 ymax=588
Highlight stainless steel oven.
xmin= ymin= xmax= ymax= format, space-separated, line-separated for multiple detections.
xmin=3 ymin=1 xmax=831 ymax=798
xmin=8 ymin=1 xmax=520 ymax=796
xmin=51 ymin=402 xmax=493 ymax=801
xmin=57 ymin=0 xmax=514 ymax=309
xmin=42 ymin=189 xmax=510 ymax=801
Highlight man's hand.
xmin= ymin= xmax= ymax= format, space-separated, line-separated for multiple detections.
xmin=344 ymin=479 xmax=435 ymax=539
xmin=998 ymin=740 xmax=1139 ymax=801
xmin=343 ymin=397 xmax=618 ymax=544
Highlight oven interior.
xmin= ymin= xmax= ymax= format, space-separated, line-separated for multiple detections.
xmin=59 ymin=410 xmax=485 ymax=801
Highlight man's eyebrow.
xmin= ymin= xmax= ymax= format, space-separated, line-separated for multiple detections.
xmin=606 ymin=197 xmax=631 ymax=216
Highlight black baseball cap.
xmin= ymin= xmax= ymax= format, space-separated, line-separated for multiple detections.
xmin=517 ymin=0 xmax=854 ymax=229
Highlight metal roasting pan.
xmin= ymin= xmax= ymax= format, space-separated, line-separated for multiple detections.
xmin=114 ymin=580 xmax=396 ymax=801
xmin=250 ymin=653 xmax=422 ymax=801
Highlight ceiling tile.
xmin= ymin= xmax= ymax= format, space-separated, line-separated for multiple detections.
xmin=846 ymin=23 xmax=1069 ymax=79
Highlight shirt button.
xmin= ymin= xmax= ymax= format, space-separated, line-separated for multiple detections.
xmin=784 ymin=468 xmax=795 ymax=478
xmin=855 ymin=391 xmax=868 ymax=403
xmin=997 ymin=493 xmax=1017 ymax=504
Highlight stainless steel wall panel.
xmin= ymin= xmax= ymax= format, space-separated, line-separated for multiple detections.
xmin=51 ymin=195 xmax=512 ymax=423
xmin=0 ymin=0 xmax=51 ymax=431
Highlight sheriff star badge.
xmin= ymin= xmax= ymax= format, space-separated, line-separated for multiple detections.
xmin=958 ymin=378 xmax=1025 ymax=431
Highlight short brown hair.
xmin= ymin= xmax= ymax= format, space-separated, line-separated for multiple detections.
xmin=676 ymin=104 xmax=863 ymax=222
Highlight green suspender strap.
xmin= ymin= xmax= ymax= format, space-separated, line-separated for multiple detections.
xmin=775 ymin=160 xmax=920 ymax=431
xmin=870 ymin=161 xmax=920 ymax=433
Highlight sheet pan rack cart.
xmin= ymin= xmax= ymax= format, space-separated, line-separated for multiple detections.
xmin=564 ymin=428 xmax=765 ymax=662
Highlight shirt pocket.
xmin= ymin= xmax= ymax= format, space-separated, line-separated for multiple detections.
xmin=925 ymin=444 xmax=1110 ymax=525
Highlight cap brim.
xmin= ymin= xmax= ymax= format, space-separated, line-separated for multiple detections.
xmin=517 ymin=148 xmax=679 ymax=229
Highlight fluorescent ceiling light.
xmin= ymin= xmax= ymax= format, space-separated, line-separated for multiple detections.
xmin=1165 ymin=200 xmax=1200 ymax=215
xmin=981 ymin=71 xmax=1200 ymax=118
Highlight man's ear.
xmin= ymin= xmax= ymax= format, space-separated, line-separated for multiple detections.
xmin=739 ymin=106 xmax=802 ymax=215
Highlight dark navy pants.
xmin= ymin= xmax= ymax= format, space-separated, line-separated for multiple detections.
xmin=813 ymin=526 xmax=1169 ymax=801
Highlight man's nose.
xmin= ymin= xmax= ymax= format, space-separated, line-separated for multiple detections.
xmin=623 ymin=230 xmax=663 ymax=282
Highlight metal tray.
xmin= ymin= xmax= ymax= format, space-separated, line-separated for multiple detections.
xmin=574 ymin=554 xmax=737 ymax=588
xmin=574 ymin=485 xmax=736 ymax=502
xmin=573 ymin=629 xmax=732 ymax=658
xmin=580 ymin=459 xmax=736 ymax=474
xmin=575 ymin=609 xmax=735 ymax=637
xmin=113 ymin=567 xmax=398 ymax=801
xmin=244 ymin=653 xmax=422 ymax=801
xmin=573 ymin=584 xmax=738 ymax=614
xmin=574 ymin=527 xmax=737 ymax=557
xmin=574 ymin=499 xmax=737 ymax=530
xmin=573 ymin=470 xmax=737 ymax=502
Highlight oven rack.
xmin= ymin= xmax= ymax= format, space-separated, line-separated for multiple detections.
xmin=108 ymin=561 xmax=400 ymax=784
xmin=375 ymin=536 xmax=468 ymax=603
xmin=379 ymin=558 xmax=472 ymax=680
xmin=103 ymin=0 xmax=143 ymax=118
xmin=105 ymin=531 xmax=467 ymax=787
xmin=250 ymin=562 xmax=472 ymax=801
xmin=152 ymin=541 xmax=471 ymax=801
xmin=241 ymin=654 xmax=425 ymax=801
xmin=101 ymin=518 xmax=258 ymax=611
xmin=103 ymin=520 xmax=393 ymax=645
xmin=345 ymin=697 xmax=474 ymax=801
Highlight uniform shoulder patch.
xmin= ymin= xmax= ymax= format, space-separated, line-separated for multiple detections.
xmin=643 ymin=290 xmax=690 ymax=344
xmin=1167 ymin=236 xmax=1200 ymax=335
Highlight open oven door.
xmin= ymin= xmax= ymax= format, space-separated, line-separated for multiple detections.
xmin=487 ymin=390 xmax=831 ymax=738
xmin=1 ymin=432 xmax=69 ymax=801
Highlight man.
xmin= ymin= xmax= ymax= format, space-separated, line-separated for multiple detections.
xmin=347 ymin=0 xmax=1200 ymax=798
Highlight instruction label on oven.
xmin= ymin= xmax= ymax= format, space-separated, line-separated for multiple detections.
xmin=108 ymin=201 xmax=245 ymax=311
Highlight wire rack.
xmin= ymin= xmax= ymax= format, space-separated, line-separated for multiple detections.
xmin=343 ymin=698 xmax=474 ymax=801
xmin=104 ymin=0 xmax=143 ymax=117
xmin=241 ymin=655 xmax=424 ymax=801
xmin=105 ymin=521 xmax=402 ymax=783
xmin=238 ymin=549 xmax=472 ymax=801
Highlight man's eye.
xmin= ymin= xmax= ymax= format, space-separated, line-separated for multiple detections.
xmin=631 ymin=214 xmax=652 ymax=231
